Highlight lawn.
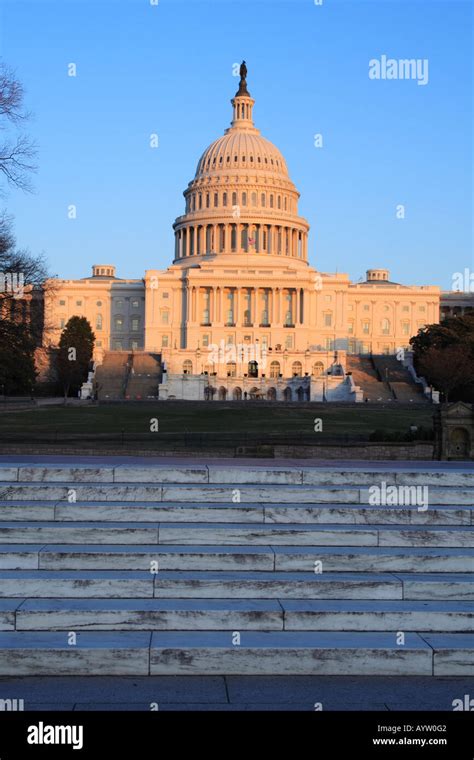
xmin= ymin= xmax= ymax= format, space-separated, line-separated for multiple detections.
xmin=0 ymin=402 xmax=434 ymax=440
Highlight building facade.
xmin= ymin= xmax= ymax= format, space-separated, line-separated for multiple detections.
xmin=43 ymin=65 xmax=449 ymax=400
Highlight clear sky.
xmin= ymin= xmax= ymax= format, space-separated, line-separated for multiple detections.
xmin=0 ymin=0 xmax=472 ymax=289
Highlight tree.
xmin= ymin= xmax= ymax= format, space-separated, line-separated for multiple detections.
xmin=417 ymin=345 xmax=474 ymax=403
xmin=0 ymin=63 xmax=51 ymax=355
xmin=0 ymin=318 xmax=36 ymax=395
xmin=56 ymin=317 xmax=95 ymax=399
xmin=410 ymin=313 xmax=474 ymax=401
xmin=0 ymin=62 xmax=37 ymax=194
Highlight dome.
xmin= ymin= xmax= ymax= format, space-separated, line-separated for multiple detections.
xmin=195 ymin=131 xmax=289 ymax=180
xmin=172 ymin=62 xmax=309 ymax=264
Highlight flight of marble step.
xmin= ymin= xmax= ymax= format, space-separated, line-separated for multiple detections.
xmin=0 ymin=463 xmax=472 ymax=676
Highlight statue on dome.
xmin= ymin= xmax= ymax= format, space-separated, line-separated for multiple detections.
xmin=236 ymin=60 xmax=250 ymax=97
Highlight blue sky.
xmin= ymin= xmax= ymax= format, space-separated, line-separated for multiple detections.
xmin=0 ymin=0 xmax=472 ymax=288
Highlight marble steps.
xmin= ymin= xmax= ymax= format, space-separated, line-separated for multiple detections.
xmin=0 ymin=501 xmax=472 ymax=525
xmin=2 ymin=464 xmax=474 ymax=487
xmin=1 ymin=482 xmax=474 ymax=505
xmin=0 ymin=569 xmax=471 ymax=600
xmin=1 ymin=598 xmax=470 ymax=633
xmin=0 ymin=520 xmax=472 ymax=547
xmin=0 ymin=630 xmax=471 ymax=676
xmin=1 ymin=544 xmax=471 ymax=573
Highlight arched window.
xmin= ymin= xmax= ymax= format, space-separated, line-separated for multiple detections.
xmin=223 ymin=192 xmax=227 ymax=207
xmin=312 ymin=362 xmax=324 ymax=377
xmin=242 ymin=192 xmax=247 ymax=206
xmin=270 ymin=194 xmax=274 ymax=208
xmin=284 ymin=197 xmax=287 ymax=210
xmin=261 ymin=193 xmax=266 ymax=207
xmin=381 ymin=318 xmax=391 ymax=335
xmin=96 ymin=314 xmax=102 ymax=330
xmin=232 ymin=192 xmax=237 ymax=206
xmin=277 ymin=195 xmax=281 ymax=209
xmin=248 ymin=360 xmax=258 ymax=378
xmin=292 ymin=361 xmax=303 ymax=377
xmin=183 ymin=360 xmax=193 ymax=375
xmin=251 ymin=192 xmax=257 ymax=206
xmin=270 ymin=361 xmax=280 ymax=379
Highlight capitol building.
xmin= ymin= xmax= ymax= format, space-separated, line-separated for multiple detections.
xmin=43 ymin=65 xmax=442 ymax=402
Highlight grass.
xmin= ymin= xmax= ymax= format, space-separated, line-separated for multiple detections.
xmin=0 ymin=402 xmax=434 ymax=438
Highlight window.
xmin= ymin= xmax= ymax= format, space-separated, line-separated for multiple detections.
xmin=242 ymin=192 xmax=247 ymax=206
xmin=347 ymin=322 xmax=354 ymax=334
xmin=312 ymin=362 xmax=324 ymax=377
xmin=131 ymin=318 xmax=140 ymax=331
xmin=402 ymin=305 xmax=409 ymax=312
xmin=325 ymin=295 xmax=332 ymax=302
xmin=292 ymin=361 xmax=302 ymax=377
xmin=261 ymin=193 xmax=266 ymax=207
xmin=223 ymin=192 xmax=227 ymax=207
xmin=59 ymin=300 xmax=66 ymax=306
xmin=402 ymin=322 xmax=410 ymax=335
xmin=363 ymin=304 xmax=370 ymax=311
xmin=232 ymin=192 xmax=237 ymax=206
xmin=285 ymin=335 xmax=293 ymax=349
xmin=60 ymin=318 xmax=66 ymax=329
xmin=96 ymin=341 xmax=102 ymax=347
xmin=270 ymin=361 xmax=280 ymax=378
xmin=270 ymin=194 xmax=274 ymax=208
xmin=131 ymin=300 xmax=139 ymax=309
xmin=381 ymin=318 xmax=390 ymax=335
xmin=76 ymin=300 xmax=82 ymax=306
xmin=162 ymin=335 xmax=169 ymax=347
xmin=161 ymin=311 xmax=169 ymax=324
xmin=251 ymin=192 xmax=257 ymax=206
xmin=206 ymin=193 xmax=210 ymax=208
xmin=96 ymin=314 xmax=103 ymax=330
xmin=96 ymin=301 xmax=102 ymax=307
xmin=362 ymin=321 xmax=370 ymax=334
xmin=277 ymin=196 xmax=281 ymax=209
xmin=162 ymin=293 xmax=169 ymax=299
xmin=348 ymin=304 xmax=354 ymax=311
xmin=114 ymin=340 xmax=122 ymax=350
xmin=214 ymin=193 xmax=218 ymax=207
xmin=202 ymin=334 xmax=209 ymax=347
xmin=324 ymin=312 xmax=332 ymax=327
xmin=114 ymin=317 xmax=124 ymax=330
xmin=226 ymin=334 xmax=234 ymax=345
xmin=198 ymin=194 xmax=202 ymax=209
xmin=226 ymin=362 xmax=237 ymax=377
xmin=419 ymin=305 xmax=426 ymax=312
xmin=115 ymin=299 xmax=123 ymax=308
xmin=183 ymin=360 xmax=193 ymax=374
xmin=131 ymin=341 xmax=139 ymax=350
